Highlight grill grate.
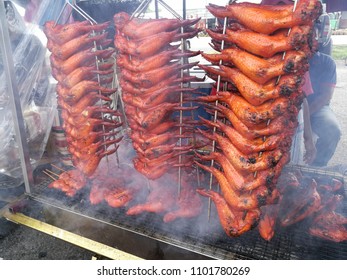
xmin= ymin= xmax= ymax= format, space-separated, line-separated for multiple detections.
xmin=25 ymin=168 xmax=347 ymax=260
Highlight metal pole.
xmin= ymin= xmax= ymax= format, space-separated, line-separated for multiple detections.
xmin=158 ymin=0 xmax=182 ymax=19
xmin=155 ymin=0 xmax=159 ymax=19
xmin=0 ymin=0 xmax=34 ymax=192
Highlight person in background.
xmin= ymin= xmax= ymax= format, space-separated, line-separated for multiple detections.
xmin=291 ymin=74 xmax=317 ymax=165
xmin=259 ymin=0 xmax=316 ymax=165
xmin=260 ymin=0 xmax=341 ymax=166
xmin=307 ymin=47 xmax=341 ymax=167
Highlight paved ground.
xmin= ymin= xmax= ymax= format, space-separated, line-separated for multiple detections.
xmin=0 ymin=196 xmax=96 ymax=260
xmin=328 ymin=35 xmax=347 ymax=168
xmin=329 ymin=59 xmax=347 ymax=167
xmin=0 ymin=222 xmax=95 ymax=260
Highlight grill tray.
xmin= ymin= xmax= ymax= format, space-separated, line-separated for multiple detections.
xmin=25 ymin=164 xmax=347 ymax=260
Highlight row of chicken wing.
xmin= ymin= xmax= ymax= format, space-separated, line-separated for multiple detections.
xmin=111 ymin=12 xmax=204 ymax=221
xmin=194 ymin=0 xmax=323 ymax=239
xmin=43 ymin=20 xmax=123 ymax=196
xmin=113 ymin=12 xmax=202 ymax=180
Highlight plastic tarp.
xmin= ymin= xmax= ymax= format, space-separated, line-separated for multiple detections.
xmin=0 ymin=1 xmax=56 ymax=179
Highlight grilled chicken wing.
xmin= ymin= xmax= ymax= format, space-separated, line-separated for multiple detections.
xmin=198 ymin=128 xmax=283 ymax=173
xmin=204 ymin=102 xmax=298 ymax=138
xmin=196 ymin=92 xmax=300 ymax=128
xmin=206 ymin=0 xmax=322 ymax=34
xmin=201 ymin=49 xmax=308 ymax=85
xmin=199 ymin=65 xmax=303 ymax=106
xmin=206 ymin=25 xmax=314 ymax=58
xmin=196 ymin=188 xmax=260 ymax=237
xmin=114 ymin=11 xmax=200 ymax=39
xmin=258 ymin=204 xmax=279 ymax=241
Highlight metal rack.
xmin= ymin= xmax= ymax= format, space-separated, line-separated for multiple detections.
xmin=117 ymin=0 xmax=199 ymax=194
xmin=3 ymin=167 xmax=347 ymax=259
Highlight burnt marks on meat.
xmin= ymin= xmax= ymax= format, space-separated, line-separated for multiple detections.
xmin=239 ymin=156 xmax=257 ymax=164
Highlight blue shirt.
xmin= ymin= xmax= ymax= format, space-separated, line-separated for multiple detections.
xmin=307 ymin=52 xmax=337 ymax=105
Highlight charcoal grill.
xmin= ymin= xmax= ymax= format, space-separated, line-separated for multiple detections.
xmin=3 ymin=163 xmax=345 ymax=260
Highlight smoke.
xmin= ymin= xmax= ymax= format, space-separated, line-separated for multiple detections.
xmin=28 ymin=130 xmax=228 ymax=260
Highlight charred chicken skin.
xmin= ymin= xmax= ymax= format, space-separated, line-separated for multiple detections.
xmin=195 ymin=151 xmax=279 ymax=192
xmin=204 ymin=102 xmax=298 ymax=139
xmin=131 ymin=102 xmax=197 ymax=130
xmin=61 ymin=106 xmax=119 ymax=127
xmin=89 ymin=170 xmax=144 ymax=207
xmin=206 ymin=25 xmax=315 ymax=58
xmin=258 ymin=204 xmax=279 ymax=241
xmin=65 ymin=130 xmax=120 ymax=151
xmin=130 ymin=129 xmax=193 ymax=152
xmin=309 ymin=209 xmax=347 ymax=242
xmin=196 ymin=188 xmax=260 ymax=237
xmin=309 ymin=225 xmax=347 ymax=243
xmin=102 ymin=177 xmax=141 ymax=208
xmin=200 ymin=116 xmax=290 ymax=155
xmin=279 ymin=179 xmax=321 ymax=226
xmin=307 ymin=188 xmax=347 ymax=242
xmin=68 ymin=138 xmax=121 ymax=163
xmin=63 ymin=117 xmax=122 ymax=140
xmin=48 ymin=180 xmax=76 ymax=197
xmin=196 ymin=91 xmax=301 ymax=126
xmin=198 ymin=65 xmax=303 ymax=106
xmin=206 ymin=0 xmax=322 ymax=34
xmin=195 ymin=161 xmax=271 ymax=210
xmin=56 ymin=80 xmax=116 ymax=104
xmin=201 ymin=49 xmax=308 ymax=85
xmin=119 ymin=75 xmax=179 ymax=96
xmin=122 ymin=86 xmax=195 ymax=109
xmin=198 ymin=128 xmax=283 ymax=173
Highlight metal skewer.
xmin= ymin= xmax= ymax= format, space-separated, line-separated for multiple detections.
xmin=51 ymin=164 xmax=66 ymax=173
xmin=206 ymin=16 xmax=229 ymax=220
xmin=53 ymin=2 xmax=69 ymax=26
xmin=129 ymin=0 xmax=193 ymax=195
xmin=44 ymin=169 xmax=60 ymax=178
xmin=42 ymin=170 xmax=57 ymax=181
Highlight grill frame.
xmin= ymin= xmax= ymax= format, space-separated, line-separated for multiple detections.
xmin=18 ymin=163 xmax=347 ymax=260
